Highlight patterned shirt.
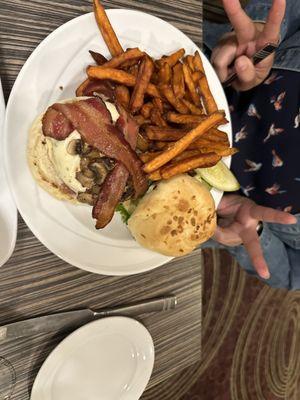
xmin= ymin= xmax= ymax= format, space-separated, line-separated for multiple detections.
xmin=227 ymin=69 xmax=300 ymax=214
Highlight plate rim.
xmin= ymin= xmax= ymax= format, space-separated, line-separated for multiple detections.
xmin=30 ymin=316 xmax=155 ymax=400
xmin=0 ymin=79 xmax=17 ymax=268
xmin=3 ymin=9 xmax=231 ymax=275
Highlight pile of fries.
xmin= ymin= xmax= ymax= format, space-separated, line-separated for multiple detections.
xmin=77 ymin=0 xmax=237 ymax=182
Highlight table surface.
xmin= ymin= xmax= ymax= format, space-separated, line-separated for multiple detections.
xmin=0 ymin=1 xmax=203 ymax=398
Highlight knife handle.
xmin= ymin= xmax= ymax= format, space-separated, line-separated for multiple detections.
xmin=95 ymin=296 xmax=178 ymax=318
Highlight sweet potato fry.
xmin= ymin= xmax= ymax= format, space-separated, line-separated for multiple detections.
xmin=76 ymin=78 xmax=91 ymax=97
xmin=158 ymin=62 xmax=172 ymax=84
xmin=87 ymin=66 xmax=160 ymax=97
xmin=93 ymin=0 xmax=123 ymax=56
xmin=151 ymin=72 xmax=159 ymax=85
xmin=157 ymin=48 xmax=185 ymax=68
xmin=115 ymin=85 xmax=130 ymax=109
xmin=206 ymin=128 xmax=229 ymax=143
xmin=149 ymin=170 xmax=162 ymax=181
xmin=195 ymin=145 xmax=236 ymax=157
xmin=185 ymin=55 xmax=195 ymax=72
xmin=173 ymin=149 xmax=201 ymax=162
xmin=136 ymin=133 xmax=150 ymax=152
xmin=154 ymin=141 xmax=171 ymax=150
xmin=172 ymin=64 xmax=185 ymax=99
xmin=129 ymin=64 xmax=139 ymax=77
xmin=181 ymin=98 xmax=203 ymax=115
xmin=194 ymin=51 xmax=218 ymax=113
xmin=160 ymin=85 xmax=189 ymax=114
xmin=182 ymin=64 xmax=201 ymax=106
xmin=89 ymin=50 xmax=108 ymax=65
xmin=189 ymin=139 xmax=231 ymax=155
xmin=145 ymin=126 xmax=189 ymax=141
xmin=161 ymin=153 xmax=221 ymax=179
xmin=153 ymin=97 xmax=164 ymax=113
xmin=141 ymin=102 xmax=154 ymax=119
xmin=139 ymin=151 xmax=162 ymax=163
xmin=193 ymin=50 xmax=205 ymax=74
xmin=199 ymin=75 xmax=218 ymax=114
xmin=192 ymin=71 xmax=203 ymax=83
xmin=150 ymin=108 xmax=168 ymax=127
xmin=101 ymin=48 xmax=145 ymax=69
xmin=143 ymin=111 xmax=226 ymax=173
xmin=212 ymin=147 xmax=238 ymax=157
xmin=193 ymin=135 xmax=232 ymax=149
xmin=130 ymin=56 xmax=154 ymax=114
xmin=166 ymin=112 xmax=207 ymax=125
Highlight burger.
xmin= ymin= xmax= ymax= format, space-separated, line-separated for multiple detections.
xmin=128 ymin=174 xmax=216 ymax=256
xmin=28 ymin=93 xmax=216 ymax=256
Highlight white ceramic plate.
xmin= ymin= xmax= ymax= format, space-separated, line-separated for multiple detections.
xmin=0 ymin=79 xmax=17 ymax=267
xmin=4 ymin=10 xmax=232 ymax=275
xmin=30 ymin=317 xmax=154 ymax=400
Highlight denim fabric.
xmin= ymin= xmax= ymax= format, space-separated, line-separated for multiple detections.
xmin=203 ymin=0 xmax=300 ymax=73
xmin=203 ymin=216 xmax=300 ymax=290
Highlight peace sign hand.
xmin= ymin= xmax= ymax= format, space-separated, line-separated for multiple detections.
xmin=211 ymin=0 xmax=286 ymax=91
xmin=214 ymin=195 xmax=296 ymax=280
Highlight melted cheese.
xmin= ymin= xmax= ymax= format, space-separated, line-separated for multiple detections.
xmin=45 ymin=101 xmax=119 ymax=194
xmin=105 ymin=101 xmax=119 ymax=123
xmin=46 ymin=131 xmax=85 ymax=193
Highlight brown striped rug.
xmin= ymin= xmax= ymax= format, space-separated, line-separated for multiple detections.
xmin=142 ymin=248 xmax=300 ymax=400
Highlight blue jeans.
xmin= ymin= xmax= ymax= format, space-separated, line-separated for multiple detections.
xmin=204 ymin=215 xmax=300 ymax=290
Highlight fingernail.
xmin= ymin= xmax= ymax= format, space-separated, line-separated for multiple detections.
xmin=291 ymin=216 xmax=297 ymax=224
xmin=262 ymin=271 xmax=270 ymax=280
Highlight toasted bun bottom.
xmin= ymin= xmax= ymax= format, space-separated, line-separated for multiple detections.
xmin=128 ymin=174 xmax=216 ymax=257
xmin=27 ymin=99 xmax=85 ymax=202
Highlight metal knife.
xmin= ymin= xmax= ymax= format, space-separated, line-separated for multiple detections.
xmin=222 ymin=42 xmax=278 ymax=88
xmin=0 ymin=296 xmax=177 ymax=341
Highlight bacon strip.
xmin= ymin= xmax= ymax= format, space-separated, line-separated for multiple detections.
xmin=76 ymin=78 xmax=115 ymax=101
xmin=92 ymin=163 xmax=129 ymax=229
xmin=51 ymin=98 xmax=147 ymax=197
xmin=93 ymin=105 xmax=139 ymax=228
xmin=42 ymin=108 xmax=73 ymax=140
xmin=116 ymin=105 xmax=138 ymax=149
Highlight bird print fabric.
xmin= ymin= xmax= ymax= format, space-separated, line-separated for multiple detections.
xmin=226 ymin=69 xmax=300 ymax=214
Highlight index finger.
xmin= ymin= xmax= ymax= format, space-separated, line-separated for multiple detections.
xmin=249 ymin=204 xmax=297 ymax=225
xmin=222 ymin=0 xmax=256 ymax=44
xmin=259 ymin=0 xmax=286 ymax=45
xmin=240 ymin=229 xmax=270 ymax=279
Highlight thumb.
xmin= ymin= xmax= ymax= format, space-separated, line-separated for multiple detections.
xmin=213 ymin=225 xmax=243 ymax=247
xmin=232 ymin=55 xmax=257 ymax=91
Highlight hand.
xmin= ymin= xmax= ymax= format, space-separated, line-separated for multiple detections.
xmin=211 ymin=0 xmax=286 ymax=90
xmin=214 ymin=195 xmax=296 ymax=279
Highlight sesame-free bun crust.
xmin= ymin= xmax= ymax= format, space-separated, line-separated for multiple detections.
xmin=128 ymin=174 xmax=216 ymax=257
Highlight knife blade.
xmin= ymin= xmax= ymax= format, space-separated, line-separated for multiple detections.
xmin=0 ymin=296 xmax=177 ymax=341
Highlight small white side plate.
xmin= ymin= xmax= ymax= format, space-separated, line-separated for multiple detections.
xmin=31 ymin=317 xmax=155 ymax=400
xmin=0 ymin=79 xmax=17 ymax=267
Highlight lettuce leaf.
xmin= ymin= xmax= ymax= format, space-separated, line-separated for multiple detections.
xmin=116 ymin=204 xmax=131 ymax=224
